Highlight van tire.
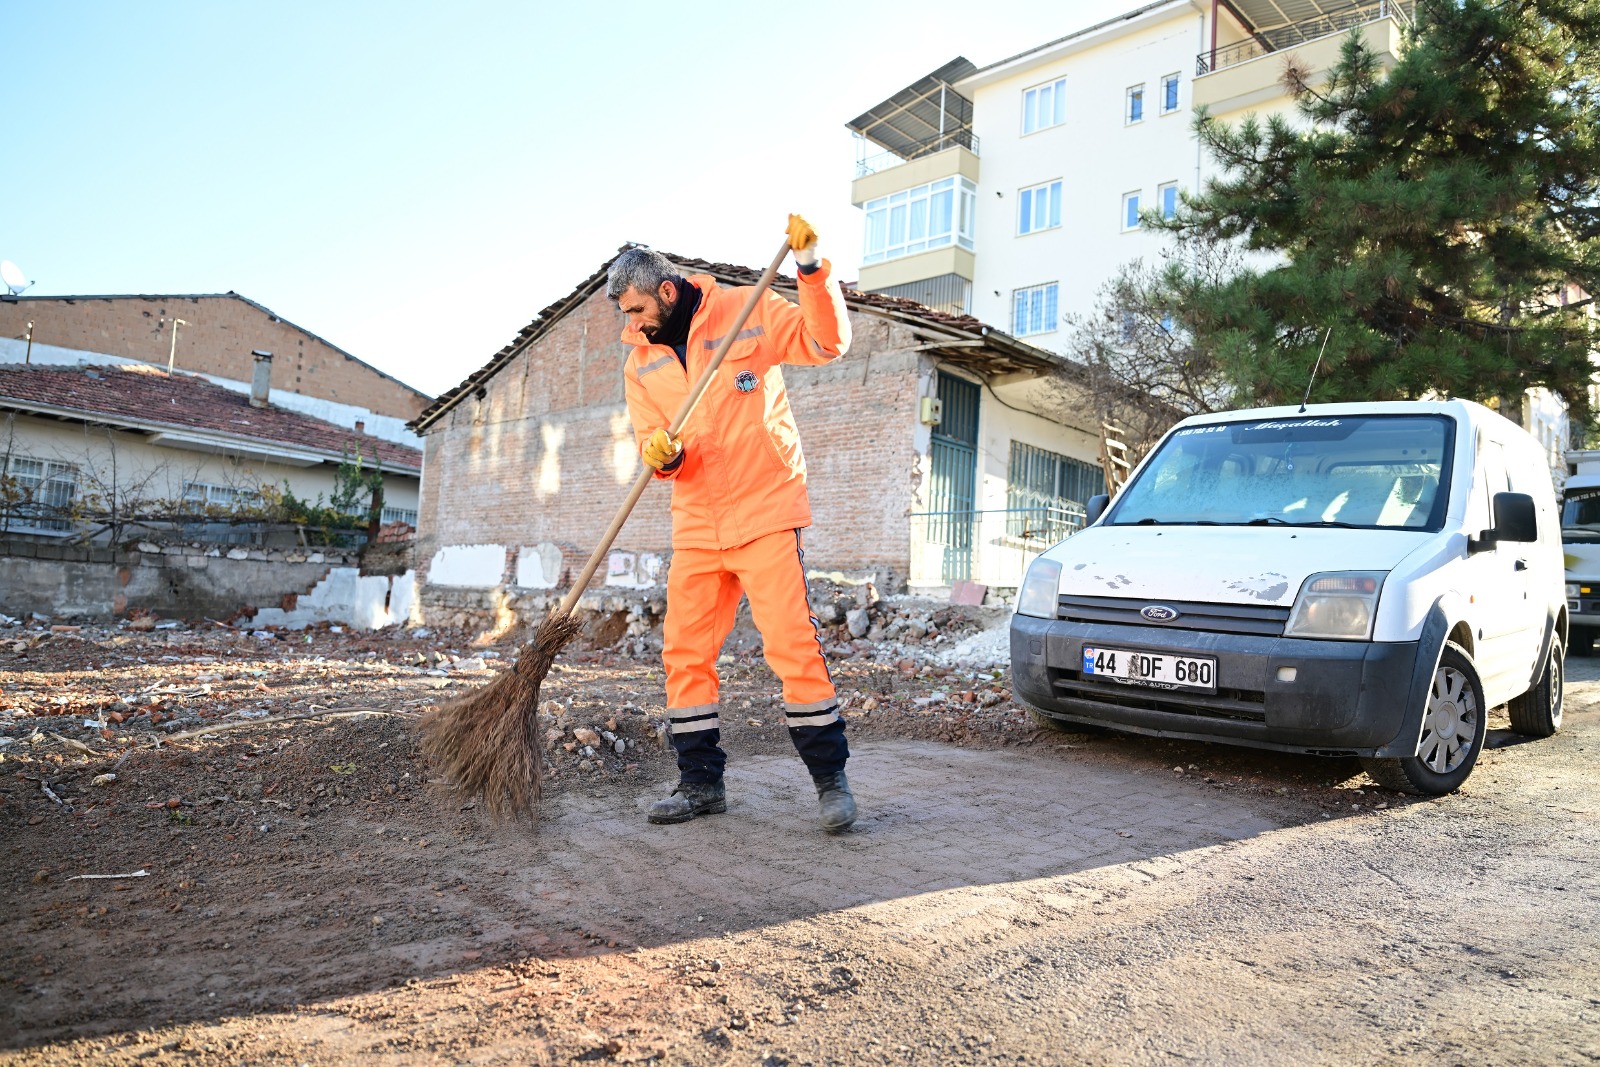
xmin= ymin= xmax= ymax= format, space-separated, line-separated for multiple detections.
xmin=1359 ymin=642 xmax=1486 ymax=796
xmin=1025 ymin=707 xmax=1108 ymax=735
xmin=1508 ymin=634 xmax=1563 ymax=738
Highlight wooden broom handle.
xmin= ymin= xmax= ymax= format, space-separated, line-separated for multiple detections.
xmin=555 ymin=236 xmax=795 ymax=617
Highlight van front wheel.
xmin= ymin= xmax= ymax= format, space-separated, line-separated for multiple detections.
xmin=1360 ymin=642 xmax=1486 ymax=796
xmin=1508 ymin=634 xmax=1563 ymax=738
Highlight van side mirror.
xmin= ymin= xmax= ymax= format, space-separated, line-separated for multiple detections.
xmin=1085 ymin=494 xmax=1110 ymax=526
xmin=1470 ymin=491 xmax=1538 ymax=552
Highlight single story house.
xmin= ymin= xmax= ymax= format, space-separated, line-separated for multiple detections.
xmin=0 ymin=358 xmax=422 ymax=544
xmin=406 ymin=247 xmax=1114 ymax=618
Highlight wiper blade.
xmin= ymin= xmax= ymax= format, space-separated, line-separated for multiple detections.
xmin=1244 ymin=516 xmax=1289 ymax=525
xmin=1284 ymin=520 xmax=1361 ymax=528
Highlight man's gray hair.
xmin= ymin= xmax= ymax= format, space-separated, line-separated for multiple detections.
xmin=606 ymin=247 xmax=679 ymax=300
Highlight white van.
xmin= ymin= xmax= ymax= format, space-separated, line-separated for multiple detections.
xmin=1010 ymin=399 xmax=1565 ymax=795
xmin=1559 ymin=473 xmax=1600 ymax=654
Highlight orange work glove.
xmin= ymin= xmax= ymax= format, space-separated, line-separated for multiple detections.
xmin=787 ymin=213 xmax=820 ymax=269
xmin=641 ymin=428 xmax=683 ymax=470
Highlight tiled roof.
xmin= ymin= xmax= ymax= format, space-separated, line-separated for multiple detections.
xmin=0 ymin=362 xmax=422 ymax=473
xmin=410 ymin=246 xmax=1068 ymax=433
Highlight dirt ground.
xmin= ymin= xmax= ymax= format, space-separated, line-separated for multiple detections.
xmin=3 ymin=613 xmax=1598 ymax=1066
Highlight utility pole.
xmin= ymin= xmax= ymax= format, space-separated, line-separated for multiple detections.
xmin=166 ymin=318 xmax=188 ymax=373
xmin=24 ymin=321 xmax=33 ymax=364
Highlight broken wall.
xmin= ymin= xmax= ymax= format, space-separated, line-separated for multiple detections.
xmin=0 ymin=539 xmax=414 ymax=629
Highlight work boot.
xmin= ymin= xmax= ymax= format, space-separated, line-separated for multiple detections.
xmin=812 ymin=770 xmax=857 ymax=832
xmin=647 ymin=780 xmax=726 ymax=825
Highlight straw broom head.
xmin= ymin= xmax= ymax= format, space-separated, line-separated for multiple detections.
xmin=417 ymin=610 xmax=582 ymax=820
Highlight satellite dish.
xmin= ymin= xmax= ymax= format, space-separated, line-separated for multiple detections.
xmin=0 ymin=260 xmax=30 ymax=296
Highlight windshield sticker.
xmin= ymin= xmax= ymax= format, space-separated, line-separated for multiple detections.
xmin=1250 ymin=419 xmax=1343 ymax=432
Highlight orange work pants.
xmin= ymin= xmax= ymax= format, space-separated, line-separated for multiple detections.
xmin=663 ymin=528 xmax=838 ymax=738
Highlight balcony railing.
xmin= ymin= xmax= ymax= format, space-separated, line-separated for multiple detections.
xmin=855 ymin=130 xmax=980 ymax=178
xmin=1196 ymin=0 xmax=1412 ymax=75
xmin=909 ymin=504 xmax=1086 ymax=588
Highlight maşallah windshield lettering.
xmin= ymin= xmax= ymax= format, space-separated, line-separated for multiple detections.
xmin=1111 ymin=415 xmax=1452 ymax=531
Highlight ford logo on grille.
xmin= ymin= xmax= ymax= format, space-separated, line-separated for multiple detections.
xmin=1140 ymin=605 xmax=1180 ymax=622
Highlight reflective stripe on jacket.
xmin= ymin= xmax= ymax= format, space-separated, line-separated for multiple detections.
xmin=622 ymin=262 xmax=851 ymax=551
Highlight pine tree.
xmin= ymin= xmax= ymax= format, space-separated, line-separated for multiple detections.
xmin=1155 ymin=0 xmax=1600 ymax=421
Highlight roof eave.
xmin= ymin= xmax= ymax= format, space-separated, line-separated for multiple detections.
xmin=954 ymin=0 xmax=1203 ymax=92
xmin=0 ymin=396 xmax=422 ymax=474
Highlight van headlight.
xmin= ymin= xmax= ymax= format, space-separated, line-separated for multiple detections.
xmin=1285 ymin=571 xmax=1386 ymax=640
xmin=1016 ymin=558 xmax=1063 ymax=619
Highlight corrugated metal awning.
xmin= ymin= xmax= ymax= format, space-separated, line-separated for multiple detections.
xmin=845 ymin=57 xmax=977 ymax=160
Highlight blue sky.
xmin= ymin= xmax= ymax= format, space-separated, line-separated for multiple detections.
xmin=3 ymin=0 xmax=1136 ymax=397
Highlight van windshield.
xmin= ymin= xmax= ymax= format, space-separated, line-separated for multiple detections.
xmin=1108 ymin=414 xmax=1454 ymax=530
xmin=1561 ymin=488 xmax=1600 ymax=543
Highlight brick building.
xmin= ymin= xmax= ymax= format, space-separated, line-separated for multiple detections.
xmin=408 ymin=248 xmax=1111 ymax=619
xmin=0 ymin=292 xmax=429 ymax=421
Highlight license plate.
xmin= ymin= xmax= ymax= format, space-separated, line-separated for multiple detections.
xmin=1082 ymin=646 xmax=1216 ymax=692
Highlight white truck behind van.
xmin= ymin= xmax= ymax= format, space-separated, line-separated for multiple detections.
xmin=1560 ymin=472 xmax=1600 ymax=654
xmin=1010 ymin=400 xmax=1565 ymax=795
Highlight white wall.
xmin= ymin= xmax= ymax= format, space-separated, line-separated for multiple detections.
xmin=908 ymin=364 xmax=1102 ymax=590
xmin=962 ymin=6 xmax=1209 ymax=345
xmin=0 ymin=412 xmax=419 ymax=520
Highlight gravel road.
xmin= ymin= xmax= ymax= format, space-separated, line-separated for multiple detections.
xmin=3 ymin=627 xmax=1597 ymax=1065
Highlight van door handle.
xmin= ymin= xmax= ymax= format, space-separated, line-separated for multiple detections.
xmin=1514 ymin=559 xmax=1528 ymax=571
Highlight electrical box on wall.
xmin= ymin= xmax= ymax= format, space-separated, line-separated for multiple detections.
xmin=920 ymin=397 xmax=944 ymax=426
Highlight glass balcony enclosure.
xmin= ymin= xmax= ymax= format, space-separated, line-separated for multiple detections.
xmin=862 ymin=176 xmax=978 ymax=265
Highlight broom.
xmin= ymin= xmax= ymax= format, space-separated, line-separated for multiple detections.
xmin=418 ymin=234 xmax=796 ymax=820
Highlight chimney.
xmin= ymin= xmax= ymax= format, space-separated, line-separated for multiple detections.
xmin=354 ymin=419 xmax=365 ymax=434
xmin=249 ymin=350 xmax=273 ymax=408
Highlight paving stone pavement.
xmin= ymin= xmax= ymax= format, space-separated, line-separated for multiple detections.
xmin=481 ymin=740 xmax=1284 ymax=949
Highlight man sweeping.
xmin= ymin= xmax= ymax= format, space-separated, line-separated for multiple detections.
xmin=609 ymin=216 xmax=855 ymax=831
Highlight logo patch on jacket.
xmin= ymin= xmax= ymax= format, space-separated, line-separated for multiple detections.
xmin=734 ymin=370 xmax=758 ymax=393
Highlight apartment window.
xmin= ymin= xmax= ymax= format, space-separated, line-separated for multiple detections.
xmin=863 ymin=176 xmax=977 ymax=265
xmin=1126 ymin=84 xmax=1145 ymax=124
xmin=1161 ymin=73 xmax=1181 ymax=114
xmin=1006 ymin=441 xmax=1105 ymax=539
xmin=1017 ymin=179 xmax=1063 ymax=236
xmin=3 ymin=456 xmax=79 ymax=534
xmin=1023 ymin=77 xmax=1067 ymax=134
xmin=381 ymin=506 xmax=419 ymax=526
xmin=1122 ymin=191 xmax=1142 ymax=230
xmin=1012 ymin=283 xmax=1059 ymax=337
xmin=1158 ymin=181 xmax=1179 ymax=220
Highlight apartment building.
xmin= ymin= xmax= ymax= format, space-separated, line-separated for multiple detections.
xmin=848 ymin=0 xmax=1413 ymax=341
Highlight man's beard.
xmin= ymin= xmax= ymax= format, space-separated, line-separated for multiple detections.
xmin=641 ymin=294 xmax=675 ymax=340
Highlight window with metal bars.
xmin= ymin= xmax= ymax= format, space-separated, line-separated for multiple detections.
xmin=1006 ymin=441 xmax=1104 ymax=538
xmin=3 ymin=456 xmax=79 ymax=533
xmin=180 ymin=481 xmax=267 ymax=544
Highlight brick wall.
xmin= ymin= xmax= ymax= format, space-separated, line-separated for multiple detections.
xmin=0 ymin=295 xmax=428 ymax=420
xmin=415 ymin=287 xmax=926 ymax=588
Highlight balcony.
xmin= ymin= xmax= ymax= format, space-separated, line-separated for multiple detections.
xmin=857 ymin=130 xmax=980 ymax=179
xmin=1194 ymin=1 xmax=1411 ymax=117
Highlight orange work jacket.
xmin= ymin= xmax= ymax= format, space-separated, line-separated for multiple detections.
xmin=622 ymin=262 xmax=851 ymax=551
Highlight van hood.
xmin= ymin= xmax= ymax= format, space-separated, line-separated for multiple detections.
xmin=1048 ymin=525 xmax=1434 ymax=606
